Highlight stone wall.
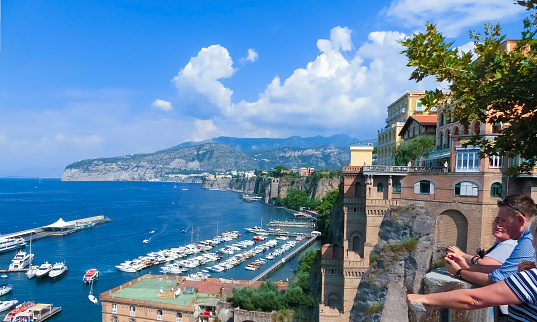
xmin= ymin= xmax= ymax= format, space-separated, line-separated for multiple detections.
xmin=233 ymin=308 xmax=273 ymax=322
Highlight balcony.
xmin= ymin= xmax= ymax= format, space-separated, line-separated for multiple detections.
xmin=130 ymin=311 xmax=135 ymax=317
xmin=362 ymin=165 xmax=447 ymax=174
xmin=112 ymin=308 xmax=117 ymax=314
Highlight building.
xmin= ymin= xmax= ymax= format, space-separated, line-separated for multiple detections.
xmin=319 ymin=106 xmax=537 ymax=322
xmin=376 ymin=92 xmax=437 ymax=165
xmin=100 ymin=275 xmax=287 ymax=322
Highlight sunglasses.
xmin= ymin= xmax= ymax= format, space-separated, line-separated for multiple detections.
xmin=497 ymin=199 xmax=526 ymax=217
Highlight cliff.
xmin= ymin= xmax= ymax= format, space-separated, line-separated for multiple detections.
xmin=349 ymin=205 xmax=435 ymax=322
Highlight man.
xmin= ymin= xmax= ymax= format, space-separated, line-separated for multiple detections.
xmin=445 ymin=194 xmax=536 ymax=286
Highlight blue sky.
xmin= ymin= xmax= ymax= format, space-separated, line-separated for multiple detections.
xmin=0 ymin=0 xmax=529 ymax=177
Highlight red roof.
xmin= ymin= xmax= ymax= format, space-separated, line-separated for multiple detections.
xmin=410 ymin=115 xmax=437 ymax=125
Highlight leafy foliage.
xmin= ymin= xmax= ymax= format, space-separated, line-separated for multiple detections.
xmin=400 ymin=3 xmax=537 ymax=174
xmin=392 ymin=136 xmax=435 ymax=166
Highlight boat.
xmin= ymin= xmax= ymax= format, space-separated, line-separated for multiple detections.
xmin=2 ymin=301 xmax=34 ymax=322
xmin=35 ymin=262 xmax=53 ymax=278
xmin=8 ymin=251 xmax=34 ymax=270
xmin=0 ymin=300 xmax=18 ymax=313
xmin=142 ymin=239 xmax=150 ymax=243
xmin=0 ymin=236 xmax=26 ymax=254
xmin=88 ymin=281 xmax=98 ymax=304
xmin=0 ymin=284 xmax=12 ymax=296
xmin=253 ymin=236 xmax=267 ymax=241
xmin=48 ymin=262 xmax=68 ymax=279
xmin=83 ymin=269 xmax=99 ymax=283
xmin=26 ymin=265 xmax=39 ymax=279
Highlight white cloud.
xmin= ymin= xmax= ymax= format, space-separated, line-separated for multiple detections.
xmin=172 ymin=45 xmax=235 ymax=110
xmin=191 ymin=119 xmax=218 ymax=142
xmin=385 ymin=0 xmax=525 ymax=37
xmin=246 ymin=49 xmax=258 ymax=62
xmin=172 ymin=26 xmax=438 ymax=139
xmin=151 ymin=99 xmax=173 ymax=112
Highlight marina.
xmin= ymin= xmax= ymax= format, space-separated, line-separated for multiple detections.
xmin=0 ymin=179 xmax=320 ymax=322
xmin=266 ymin=220 xmax=317 ymax=228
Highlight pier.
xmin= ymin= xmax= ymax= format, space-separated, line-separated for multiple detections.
xmin=266 ymin=220 xmax=316 ymax=228
xmin=250 ymin=235 xmax=318 ymax=283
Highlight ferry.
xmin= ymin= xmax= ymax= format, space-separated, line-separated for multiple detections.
xmin=0 ymin=237 xmax=26 ymax=254
xmin=82 ymin=269 xmax=99 ymax=283
xmin=4 ymin=303 xmax=60 ymax=322
xmin=3 ymin=301 xmax=34 ymax=322
xmin=8 ymin=251 xmax=34 ymax=270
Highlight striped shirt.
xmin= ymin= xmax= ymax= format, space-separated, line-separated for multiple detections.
xmin=504 ymin=268 xmax=537 ymax=321
xmin=490 ymin=226 xmax=535 ymax=282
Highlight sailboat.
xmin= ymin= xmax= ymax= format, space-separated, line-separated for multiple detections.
xmin=25 ymin=235 xmax=38 ymax=279
xmin=88 ymin=281 xmax=98 ymax=304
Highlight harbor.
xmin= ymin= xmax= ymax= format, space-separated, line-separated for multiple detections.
xmin=0 ymin=179 xmax=320 ymax=322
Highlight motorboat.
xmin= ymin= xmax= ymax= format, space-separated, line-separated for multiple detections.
xmin=0 ymin=284 xmax=12 ymax=296
xmin=142 ymin=239 xmax=150 ymax=243
xmin=83 ymin=269 xmax=99 ymax=283
xmin=26 ymin=265 xmax=39 ymax=279
xmin=0 ymin=236 xmax=26 ymax=254
xmin=8 ymin=251 xmax=34 ymax=270
xmin=49 ymin=262 xmax=68 ymax=279
xmin=0 ymin=300 xmax=18 ymax=313
xmin=2 ymin=301 xmax=35 ymax=322
xmin=35 ymin=262 xmax=53 ymax=278
xmin=88 ymin=281 xmax=98 ymax=304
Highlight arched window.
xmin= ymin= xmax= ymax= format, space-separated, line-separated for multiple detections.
xmin=352 ymin=236 xmax=361 ymax=253
xmin=377 ymin=183 xmax=384 ymax=192
xmin=474 ymin=121 xmax=481 ymax=135
xmin=491 ymin=182 xmax=502 ymax=197
xmin=392 ymin=180 xmax=401 ymax=193
xmin=355 ymin=182 xmax=361 ymax=198
xmin=453 ymin=127 xmax=459 ymax=136
xmin=415 ymin=180 xmax=434 ymax=194
xmin=455 ymin=181 xmax=478 ymax=196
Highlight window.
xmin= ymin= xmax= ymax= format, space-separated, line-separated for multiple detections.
xmin=492 ymin=122 xmax=502 ymax=133
xmin=456 ymin=147 xmax=481 ymax=172
xmin=112 ymin=304 xmax=118 ymax=314
xmin=130 ymin=306 xmax=135 ymax=317
xmin=177 ymin=313 xmax=183 ymax=322
xmin=355 ymin=182 xmax=361 ymax=198
xmin=112 ymin=317 xmax=118 ymax=322
xmin=392 ymin=180 xmax=401 ymax=193
xmin=455 ymin=182 xmax=478 ymax=196
xmin=416 ymin=101 xmax=424 ymax=111
xmin=489 ymin=156 xmax=503 ymax=168
xmin=157 ymin=310 xmax=163 ymax=321
xmin=377 ymin=183 xmax=384 ymax=192
xmin=491 ymin=182 xmax=502 ymax=197
xmin=415 ymin=180 xmax=434 ymax=194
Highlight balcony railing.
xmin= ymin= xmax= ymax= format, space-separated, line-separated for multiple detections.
xmin=130 ymin=311 xmax=135 ymax=317
xmin=362 ymin=165 xmax=447 ymax=173
xmin=111 ymin=308 xmax=117 ymax=314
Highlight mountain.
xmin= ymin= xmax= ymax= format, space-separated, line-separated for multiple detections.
xmin=168 ymin=134 xmax=363 ymax=152
xmin=62 ymin=135 xmax=374 ymax=181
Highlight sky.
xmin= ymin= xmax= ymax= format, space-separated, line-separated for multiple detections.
xmin=0 ymin=0 xmax=529 ymax=177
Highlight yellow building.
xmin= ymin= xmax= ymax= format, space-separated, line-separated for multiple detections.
xmin=376 ymin=92 xmax=436 ymax=165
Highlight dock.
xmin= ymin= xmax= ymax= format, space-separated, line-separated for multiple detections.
xmin=250 ymin=235 xmax=318 ymax=283
xmin=266 ymin=220 xmax=316 ymax=228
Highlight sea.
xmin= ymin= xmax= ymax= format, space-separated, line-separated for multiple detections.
xmin=0 ymin=178 xmax=319 ymax=321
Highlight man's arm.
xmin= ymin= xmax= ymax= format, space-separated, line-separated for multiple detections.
xmin=468 ymin=256 xmax=502 ymax=274
xmin=445 ymin=255 xmax=495 ymax=286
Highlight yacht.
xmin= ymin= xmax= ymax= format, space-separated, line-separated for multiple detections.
xmin=0 ymin=300 xmax=18 ymax=313
xmin=49 ymin=262 xmax=68 ymax=279
xmin=8 ymin=251 xmax=34 ymax=270
xmin=26 ymin=265 xmax=39 ymax=279
xmin=35 ymin=262 xmax=53 ymax=278
xmin=0 ymin=236 xmax=26 ymax=254
xmin=0 ymin=284 xmax=12 ymax=297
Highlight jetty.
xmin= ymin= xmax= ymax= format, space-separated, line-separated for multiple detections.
xmin=266 ymin=220 xmax=316 ymax=228
xmin=250 ymin=234 xmax=319 ymax=282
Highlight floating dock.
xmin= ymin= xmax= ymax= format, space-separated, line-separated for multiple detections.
xmin=250 ymin=235 xmax=318 ymax=282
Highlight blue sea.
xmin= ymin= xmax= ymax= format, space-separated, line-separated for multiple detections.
xmin=0 ymin=178 xmax=319 ymax=321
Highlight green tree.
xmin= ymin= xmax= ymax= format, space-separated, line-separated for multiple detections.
xmin=284 ymin=189 xmax=311 ymax=210
xmin=400 ymin=1 xmax=537 ymax=174
xmin=392 ymin=136 xmax=435 ymax=166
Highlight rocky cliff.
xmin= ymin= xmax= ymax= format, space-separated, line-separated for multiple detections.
xmin=349 ymin=205 xmax=435 ymax=322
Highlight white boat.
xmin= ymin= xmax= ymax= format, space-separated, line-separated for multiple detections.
xmin=0 ymin=300 xmax=18 ymax=313
xmin=26 ymin=265 xmax=39 ymax=279
xmin=0 ymin=236 xmax=26 ymax=254
xmin=0 ymin=284 xmax=12 ymax=297
xmin=88 ymin=281 xmax=98 ymax=304
xmin=49 ymin=262 xmax=68 ymax=278
xmin=142 ymin=239 xmax=150 ymax=243
xmin=35 ymin=262 xmax=53 ymax=278
xmin=8 ymin=251 xmax=34 ymax=270
xmin=83 ymin=269 xmax=99 ymax=283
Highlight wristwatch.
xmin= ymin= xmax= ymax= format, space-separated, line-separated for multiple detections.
xmin=455 ymin=269 xmax=463 ymax=280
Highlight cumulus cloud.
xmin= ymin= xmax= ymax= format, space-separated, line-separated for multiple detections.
xmin=191 ymin=119 xmax=218 ymax=142
xmin=172 ymin=45 xmax=235 ymax=110
xmin=245 ymin=49 xmax=258 ymax=62
xmin=151 ymin=99 xmax=173 ymax=112
xmin=172 ymin=26 xmax=439 ymax=139
xmin=385 ymin=0 xmax=525 ymax=37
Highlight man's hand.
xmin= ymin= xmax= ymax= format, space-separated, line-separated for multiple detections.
xmin=447 ymin=245 xmax=464 ymax=256
xmin=445 ymin=253 xmax=469 ymax=275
